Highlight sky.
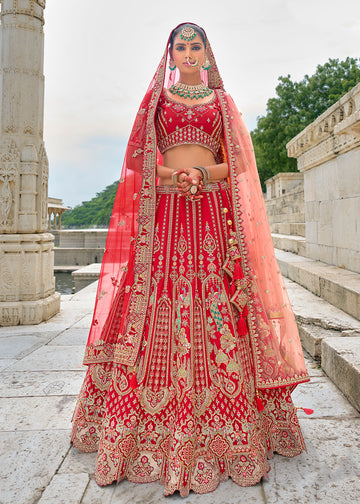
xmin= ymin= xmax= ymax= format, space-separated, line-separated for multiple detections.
xmin=43 ymin=0 xmax=360 ymax=208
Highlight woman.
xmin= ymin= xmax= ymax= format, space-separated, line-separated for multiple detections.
xmin=71 ymin=23 xmax=310 ymax=497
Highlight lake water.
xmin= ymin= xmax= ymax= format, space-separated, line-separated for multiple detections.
xmin=55 ymin=272 xmax=75 ymax=295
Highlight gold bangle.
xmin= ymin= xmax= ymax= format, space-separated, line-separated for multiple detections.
xmin=172 ymin=170 xmax=179 ymax=186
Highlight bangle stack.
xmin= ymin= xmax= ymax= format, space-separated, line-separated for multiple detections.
xmin=193 ymin=166 xmax=210 ymax=184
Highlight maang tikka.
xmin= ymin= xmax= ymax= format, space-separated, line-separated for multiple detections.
xmin=180 ymin=26 xmax=197 ymax=42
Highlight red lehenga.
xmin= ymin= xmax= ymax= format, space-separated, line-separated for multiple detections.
xmin=71 ymin=23 xmax=310 ymax=497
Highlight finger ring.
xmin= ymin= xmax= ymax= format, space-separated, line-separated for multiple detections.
xmin=190 ymin=185 xmax=198 ymax=195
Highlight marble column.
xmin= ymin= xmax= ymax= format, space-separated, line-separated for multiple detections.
xmin=0 ymin=0 xmax=60 ymax=325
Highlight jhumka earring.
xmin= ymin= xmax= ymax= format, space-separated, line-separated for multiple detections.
xmin=201 ymin=57 xmax=211 ymax=71
xmin=169 ymin=60 xmax=176 ymax=71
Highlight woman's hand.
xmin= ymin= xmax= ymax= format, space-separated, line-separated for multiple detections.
xmin=176 ymin=167 xmax=203 ymax=200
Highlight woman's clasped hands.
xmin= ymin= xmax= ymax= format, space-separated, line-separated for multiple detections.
xmin=174 ymin=167 xmax=204 ymax=200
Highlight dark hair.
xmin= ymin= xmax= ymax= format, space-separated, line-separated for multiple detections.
xmin=169 ymin=23 xmax=206 ymax=49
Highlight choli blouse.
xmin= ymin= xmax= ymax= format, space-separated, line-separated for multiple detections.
xmin=155 ymin=90 xmax=222 ymax=157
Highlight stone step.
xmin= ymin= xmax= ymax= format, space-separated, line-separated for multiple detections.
xmin=321 ymin=337 xmax=360 ymax=412
xmin=285 ymin=277 xmax=360 ymax=355
xmin=53 ymin=265 xmax=81 ymax=273
xmin=276 ymin=249 xmax=360 ymax=320
xmin=284 ymin=277 xmax=360 ymax=412
xmin=270 ymin=222 xmax=305 ymax=237
xmin=71 ymin=263 xmax=101 ymax=292
xmin=272 ymin=233 xmax=306 ymax=255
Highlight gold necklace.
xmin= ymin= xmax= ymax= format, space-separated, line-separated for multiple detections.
xmin=168 ymin=82 xmax=213 ymax=100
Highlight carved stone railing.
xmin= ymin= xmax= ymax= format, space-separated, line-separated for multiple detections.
xmin=287 ymin=82 xmax=360 ymax=172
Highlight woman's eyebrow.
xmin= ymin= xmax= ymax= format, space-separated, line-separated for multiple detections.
xmin=174 ymin=42 xmax=202 ymax=47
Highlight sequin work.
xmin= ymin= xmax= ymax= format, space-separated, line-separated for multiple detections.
xmin=155 ymin=90 xmax=222 ymax=157
xmin=71 ymin=183 xmax=306 ymax=497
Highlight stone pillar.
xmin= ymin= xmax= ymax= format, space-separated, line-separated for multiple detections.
xmin=0 ymin=0 xmax=60 ymax=325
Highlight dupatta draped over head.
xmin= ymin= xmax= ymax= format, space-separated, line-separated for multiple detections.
xmin=84 ymin=23 xmax=309 ymax=391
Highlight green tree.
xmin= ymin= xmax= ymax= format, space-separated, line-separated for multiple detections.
xmin=61 ymin=181 xmax=118 ymax=228
xmin=251 ymin=57 xmax=360 ymax=188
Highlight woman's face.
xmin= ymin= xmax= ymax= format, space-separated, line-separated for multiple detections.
xmin=170 ymin=32 xmax=206 ymax=74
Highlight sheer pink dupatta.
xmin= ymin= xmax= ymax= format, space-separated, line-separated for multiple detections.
xmin=219 ymin=92 xmax=309 ymax=388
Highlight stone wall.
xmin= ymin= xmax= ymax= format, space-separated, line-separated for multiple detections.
xmin=52 ymin=229 xmax=107 ymax=248
xmin=287 ymin=82 xmax=360 ymax=273
xmin=55 ymin=248 xmax=105 ymax=267
xmin=265 ymin=173 xmax=305 ymax=237
xmin=52 ymin=229 xmax=107 ymax=266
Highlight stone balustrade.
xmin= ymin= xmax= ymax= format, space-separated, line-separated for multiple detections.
xmin=287 ymin=82 xmax=360 ymax=168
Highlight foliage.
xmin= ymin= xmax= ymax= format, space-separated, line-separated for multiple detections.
xmin=61 ymin=181 xmax=118 ymax=228
xmin=251 ymin=57 xmax=360 ymax=188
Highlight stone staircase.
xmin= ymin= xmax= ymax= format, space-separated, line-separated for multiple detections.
xmin=274 ymin=248 xmax=360 ymax=413
xmin=276 ymin=249 xmax=360 ymax=320
xmin=265 ymin=172 xmax=360 ymax=412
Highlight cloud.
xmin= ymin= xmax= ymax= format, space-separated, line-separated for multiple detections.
xmin=43 ymin=0 xmax=360 ymax=206
xmin=48 ymin=135 xmax=127 ymax=208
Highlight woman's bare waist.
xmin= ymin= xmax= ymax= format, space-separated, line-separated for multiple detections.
xmin=161 ymin=144 xmax=216 ymax=170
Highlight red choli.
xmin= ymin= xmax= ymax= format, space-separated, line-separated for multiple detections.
xmin=155 ymin=90 xmax=222 ymax=157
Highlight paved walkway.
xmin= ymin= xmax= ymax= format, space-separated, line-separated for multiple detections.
xmin=0 ymin=281 xmax=359 ymax=504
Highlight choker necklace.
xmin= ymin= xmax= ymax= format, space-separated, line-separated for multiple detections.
xmin=168 ymin=82 xmax=213 ymax=100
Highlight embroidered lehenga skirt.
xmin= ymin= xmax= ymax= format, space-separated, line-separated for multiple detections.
xmin=71 ymin=181 xmax=306 ymax=497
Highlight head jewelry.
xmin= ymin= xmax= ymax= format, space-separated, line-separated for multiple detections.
xmin=180 ymin=26 xmax=197 ymax=41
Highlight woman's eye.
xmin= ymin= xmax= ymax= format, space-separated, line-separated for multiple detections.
xmin=193 ymin=46 xmax=201 ymax=51
xmin=176 ymin=47 xmax=185 ymax=51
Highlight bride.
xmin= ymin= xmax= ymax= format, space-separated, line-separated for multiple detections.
xmin=71 ymin=22 xmax=310 ymax=497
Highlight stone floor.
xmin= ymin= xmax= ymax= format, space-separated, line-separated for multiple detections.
xmin=1 ymin=281 xmax=360 ymax=504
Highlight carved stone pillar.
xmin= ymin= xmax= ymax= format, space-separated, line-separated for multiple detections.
xmin=0 ymin=0 xmax=60 ymax=325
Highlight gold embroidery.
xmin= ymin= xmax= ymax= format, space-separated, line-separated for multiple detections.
xmin=269 ymin=311 xmax=284 ymax=319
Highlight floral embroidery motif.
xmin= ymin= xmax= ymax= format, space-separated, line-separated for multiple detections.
xmin=72 ymin=184 xmax=306 ymax=497
xmin=156 ymin=91 xmax=222 ymax=157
